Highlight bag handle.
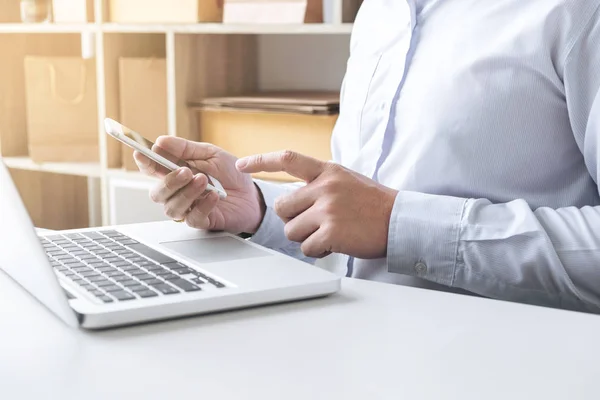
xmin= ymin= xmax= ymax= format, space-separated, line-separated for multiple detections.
xmin=48 ymin=61 xmax=87 ymax=105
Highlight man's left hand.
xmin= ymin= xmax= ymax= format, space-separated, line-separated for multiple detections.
xmin=236 ymin=151 xmax=399 ymax=259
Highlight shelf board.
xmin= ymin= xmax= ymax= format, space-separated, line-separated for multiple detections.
xmin=3 ymin=157 xmax=102 ymax=177
xmin=0 ymin=23 xmax=353 ymax=35
xmin=101 ymin=23 xmax=353 ymax=34
xmin=0 ymin=23 xmax=96 ymax=34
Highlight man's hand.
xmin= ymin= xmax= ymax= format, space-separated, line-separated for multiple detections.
xmin=236 ymin=151 xmax=398 ymax=259
xmin=135 ymin=136 xmax=265 ymax=234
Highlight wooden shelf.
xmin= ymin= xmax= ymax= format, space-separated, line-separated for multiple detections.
xmin=0 ymin=0 xmax=359 ymax=228
xmin=3 ymin=157 xmax=102 ymax=178
xmin=101 ymin=23 xmax=354 ymax=35
xmin=0 ymin=23 xmax=95 ymax=34
xmin=0 ymin=23 xmax=353 ymax=35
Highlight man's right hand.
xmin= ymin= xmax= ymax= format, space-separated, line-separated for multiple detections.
xmin=134 ymin=136 xmax=266 ymax=235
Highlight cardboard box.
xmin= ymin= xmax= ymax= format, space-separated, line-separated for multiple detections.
xmin=109 ymin=0 xmax=223 ymax=23
xmin=194 ymin=92 xmax=338 ymax=181
xmin=118 ymin=58 xmax=168 ymax=171
xmin=224 ymin=0 xmax=323 ymax=24
xmin=52 ymin=0 xmax=94 ymax=23
xmin=24 ymin=57 xmax=98 ymax=163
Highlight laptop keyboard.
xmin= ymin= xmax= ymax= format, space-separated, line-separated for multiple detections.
xmin=40 ymin=230 xmax=226 ymax=304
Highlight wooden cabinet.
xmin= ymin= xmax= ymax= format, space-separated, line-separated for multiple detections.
xmin=0 ymin=0 xmax=360 ymax=229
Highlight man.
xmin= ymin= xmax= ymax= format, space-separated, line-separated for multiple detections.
xmin=136 ymin=0 xmax=600 ymax=313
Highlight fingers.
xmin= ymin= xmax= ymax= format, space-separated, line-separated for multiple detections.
xmin=274 ymin=185 xmax=317 ymax=222
xmin=133 ymin=150 xmax=171 ymax=178
xmin=185 ymin=192 xmax=220 ymax=229
xmin=236 ymin=150 xmax=325 ymax=182
xmin=154 ymin=136 xmax=218 ymax=161
xmin=149 ymin=168 xmax=194 ymax=204
xmin=162 ymin=174 xmax=209 ymax=220
xmin=301 ymin=226 xmax=333 ymax=258
xmin=283 ymin=208 xmax=321 ymax=243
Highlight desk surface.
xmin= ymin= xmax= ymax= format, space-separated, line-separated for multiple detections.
xmin=1 ymin=270 xmax=599 ymax=399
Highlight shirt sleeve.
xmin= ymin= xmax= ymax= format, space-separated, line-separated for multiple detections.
xmin=387 ymin=7 xmax=600 ymax=313
xmin=250 ymin=180 xmax=316 ymax=264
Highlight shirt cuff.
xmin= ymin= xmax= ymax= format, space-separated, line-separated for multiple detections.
xmin=387 ymin=191 xmax=468 ymax=287
xmin=249 ymin=180 xmax=294 ymax=249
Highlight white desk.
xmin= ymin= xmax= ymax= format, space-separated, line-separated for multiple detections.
xmin=1 ymin=271 xmax=599 ymax=399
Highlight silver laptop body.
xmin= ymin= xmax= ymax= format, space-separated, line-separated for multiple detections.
xmin=0 ymin=160 xmax=340 ymax=329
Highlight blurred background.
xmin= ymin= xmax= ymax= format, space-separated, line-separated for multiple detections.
xmin=0 ymin=0 xmax=361 ymax=231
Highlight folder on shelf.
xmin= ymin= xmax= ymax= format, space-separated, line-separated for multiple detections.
xmin=191 ymin=91 xmax=340 ymax=115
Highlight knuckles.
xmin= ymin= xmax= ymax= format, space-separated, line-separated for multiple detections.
xmin=280 ymin=150 xmax=298 ymax=168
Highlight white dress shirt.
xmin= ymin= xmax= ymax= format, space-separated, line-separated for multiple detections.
xmin=251 ymin=0 xmax=600 ymax=313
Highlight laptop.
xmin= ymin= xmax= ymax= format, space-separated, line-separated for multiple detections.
xmin=0 ymin=159 xmax=341 ymax=329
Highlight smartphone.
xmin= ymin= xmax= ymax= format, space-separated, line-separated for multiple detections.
xmin=104 ymin=118 xmax=227 ymax=199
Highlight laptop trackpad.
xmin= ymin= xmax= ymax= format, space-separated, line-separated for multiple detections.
xmin=160 ymin=236 xmax=270 ymax=264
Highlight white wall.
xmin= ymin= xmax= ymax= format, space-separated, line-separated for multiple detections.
xmin=257 ymin=35 xmax=350 ymax=91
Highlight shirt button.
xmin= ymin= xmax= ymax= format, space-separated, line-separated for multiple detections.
xmin=414 ymin=262 xmax=427 ymax=276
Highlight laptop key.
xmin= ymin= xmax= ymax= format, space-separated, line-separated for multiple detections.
xmin=121 ymin=280 xmax=141 ymax=287
xmin=88 ymin=276 xmax=107 ymax=283
xmin=150 ymin=283 xmax=180 ymax=295
xmin=127 ymin=256 xmax=147 ymax=263
xmin=98 ymin=296 xmax=114 ymax=303
xmin=137 ymin=290 xmax=158 ymax=298
xmin=92 ymin=250 xmax=112 ymax=256
xmin=169 ymin=279 xmax=201 ymax=292
xmin=113 ymin=249 xmax=131 ymax=255
xmin=72 ymin=266 xmax=92 ymax=273
xmin=122 ymin=253 xmax=140 ymax=260
xmin=105 ymin=271 xmax=125 ymax=278
xmin=80 ymin=271 xmax=101 ymax=278
xmin=111 ymin=291 xmax=136 ymax=301
xmin=191 ymin=278 xmax=206 ymax=285
xmin=90 ymin=289 xmax=105 ymax=297
xmin=129 ymin=269 xmax=148 ymax=276
xmin=83 ymin=232 xmax=105 ymax=240
xmin=97 ymin=266 xmax=116 ymax=273
xmin=154 ymin=269 xmax=172 ymax=277
xmin=144 ymin=278 xmax=164 ymax=286
xmin=96 ymin=280 xmax=117 ymax=287
xmin=100 ymin=230 xmax=121 ymax=237
xmin=136 ymin=274 xmax=155 ymax=281
xmin=161 ymin=274 xmax=180 ymax=281
xmin=113 ymin=275 xmax=133 ymax=282
xmin=103 ymin=285 xmax=124 ymax=293
xmin=133 ymin=260 xmax=155 ymax=267
xmin=129 ymin=285 xmax=149 ymax=293
xmin=112 ymin=261 xmax=131 ymax=268
xmin=62 ymin=259 xmax=84 ymax=265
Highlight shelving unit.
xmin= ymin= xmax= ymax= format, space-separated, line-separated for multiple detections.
xmin=0 ymin=0 xmax=359 ymax=230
